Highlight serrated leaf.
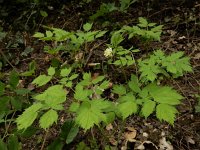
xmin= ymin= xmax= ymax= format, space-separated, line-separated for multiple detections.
xmin=32 ymin=75 xmax=52 ymax=87
xmin=138 ymin=17 xmax=148 ymax=27
xmin=111 ymin=32 xmax=124 ymax=48
xmin=112 ymin=85 xmax=126 ymax=95
xmin=65 ymin=81 xmax=72 ymax=88
xmin=16 ymin=103 xmax=43 ymax=130
xmin=0 ymin=96 xmax=10 ymax=112
xmin=99 ymin=80 xmax=110 ymax=89
xmin=147 ymin=83 xmax=183 ymax=105
xmin=34 ymin=85 xmax=66 ymax=107
xmin=141 ymin=100 xmax=156 ymax=118
xmin=0 ymin=139 xmax=7 ymax=150
xmin=8 ymin=135 xmax=20 ymax=150
xmin=69 ymin=74 xmax=78 ymax=80
xmin=10 ymin=96 xmax=22 ymax=110
xmin=47 ymin=138 xmax=64 ymax=150
xmin=39 ymin=109 xmax=58 ymax=129
xmin=48 ymin=67 xmax=55 ymax=76
xmin=69 ymin=102 xmax=80 ymax=112
xmin=83 ymin=72 xmax=91 ymax=80
xmin=60 ymin=120 xmax=79 ymax=144
xmin=156 ymin=104 xmax=177 ymax=124
xmin=9 ymin=70 xmax=19 ymax=89
xmin=83 ymin=23 xmax=93 ymax=32
xmin=33 ymin=32 xmax=44 ymax=38
xmin=76 ymin=101 xmax=106 ymax=130
xmin=92 ymin=76 xmax=105 ymax=84
xmin=40 ymin=10 xmax=48 ymax=17
xmin=95 ymin=31 xmax=107 ymax=38
xmin=14 ymin=88 xmax=30 ymax=95
xmin=117 ymin=101 xmax=137 ymax=119
xmin=0 ymin=81 xmax=5 ymax=96
xmin=46 ymin=31 xmax=53 ymax=37
xmin=60 ymin=68 xmax=72 ymax=77
xmin=128 ymin=74 xmax=141 ymax=93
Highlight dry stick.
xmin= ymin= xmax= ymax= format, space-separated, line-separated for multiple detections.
xmin=84 ymin=40 xmax=108 ymax=67
xmin=0 ymin=49 xmax=18 ymax=73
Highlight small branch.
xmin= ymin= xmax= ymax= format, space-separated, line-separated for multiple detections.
xmin=0 ymin=49 xmax=18 ymax=73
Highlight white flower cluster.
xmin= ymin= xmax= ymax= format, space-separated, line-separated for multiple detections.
xmin=104 ymin=47 xmax=113 ymax=58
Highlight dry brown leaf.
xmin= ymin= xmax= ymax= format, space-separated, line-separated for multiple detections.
xmin=106 ymin=123 xmax=113 ymax=131
xmin=109 ymin=137 xmax=118 ymax=146
xmin=124 ymin=127 xmax=137 ymax=142
xmin=75 ymin=52 xmax=83 ymax=61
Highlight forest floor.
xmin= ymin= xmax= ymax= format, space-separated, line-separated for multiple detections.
xmin=0 ymin=0 xmax=200 ymax=149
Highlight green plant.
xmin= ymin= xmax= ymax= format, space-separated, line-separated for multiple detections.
xmin=89 ymin=3 xmax=117 ymax=20
xmin=0 ymin=70 xmax=29 ymax=149
xmin=113 ymin=74 xmax=183 ymax=124
xmin=16 ymin=66 xmax=78 ymax=130
xmin=123 ymin=17 xmax=163 ymax=41
xmin=69 ymin=72 xmax=114 ymax=130
xmin=138 ymin=49 xmax=193 ymax=82
xmin=119 ymin=0 xmax=137 ymax=12
xmin=105 ymin=30 xmax=139 ymax=67
xmin=33 ymin=23 xmax=106 ymax=54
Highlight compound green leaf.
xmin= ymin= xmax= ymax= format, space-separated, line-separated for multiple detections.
xmin=156 ymin=104 xmax=178 ymax=125
xmin=16 ymin=103 xmax=43 ymax=130
xmin=39 ymin=109 xmax=58 ymax=129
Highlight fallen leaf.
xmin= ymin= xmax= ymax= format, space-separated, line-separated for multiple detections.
xmin=194 ymin=53 xmax=200 ymax=59
xmin=106 ymin=123 xmax=113 ymax=131
xmin=142 ymin=132 xmax=149 ymax=138
xmin=109 ymin=137 xmax=118 ymax=146
xmin=186 ymin=136 xmax=195 ymax=144
xmin=75 ymin=52 xmax=83 ymax=61
xmin=137 ymin=141 xmax=158 ymax=150
xmin=159 ymin=137 xmax=173 ymax=150
xmin=124 ymin=127 xmax=137 ymax=142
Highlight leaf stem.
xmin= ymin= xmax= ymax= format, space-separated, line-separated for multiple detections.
xmin=40 ymin=129 xmax=49 ymax=150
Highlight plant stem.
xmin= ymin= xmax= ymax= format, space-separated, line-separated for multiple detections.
xmin=2 ymin=111 xmax=16 ymax=140
xmin=40 ymin=129 xmax=49 ymax=150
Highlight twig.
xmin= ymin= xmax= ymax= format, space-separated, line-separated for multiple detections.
xmin=0 ymin=49 xmax=18 ymax=73
xmin=84 ymin=40 xmax=108 ymax=67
